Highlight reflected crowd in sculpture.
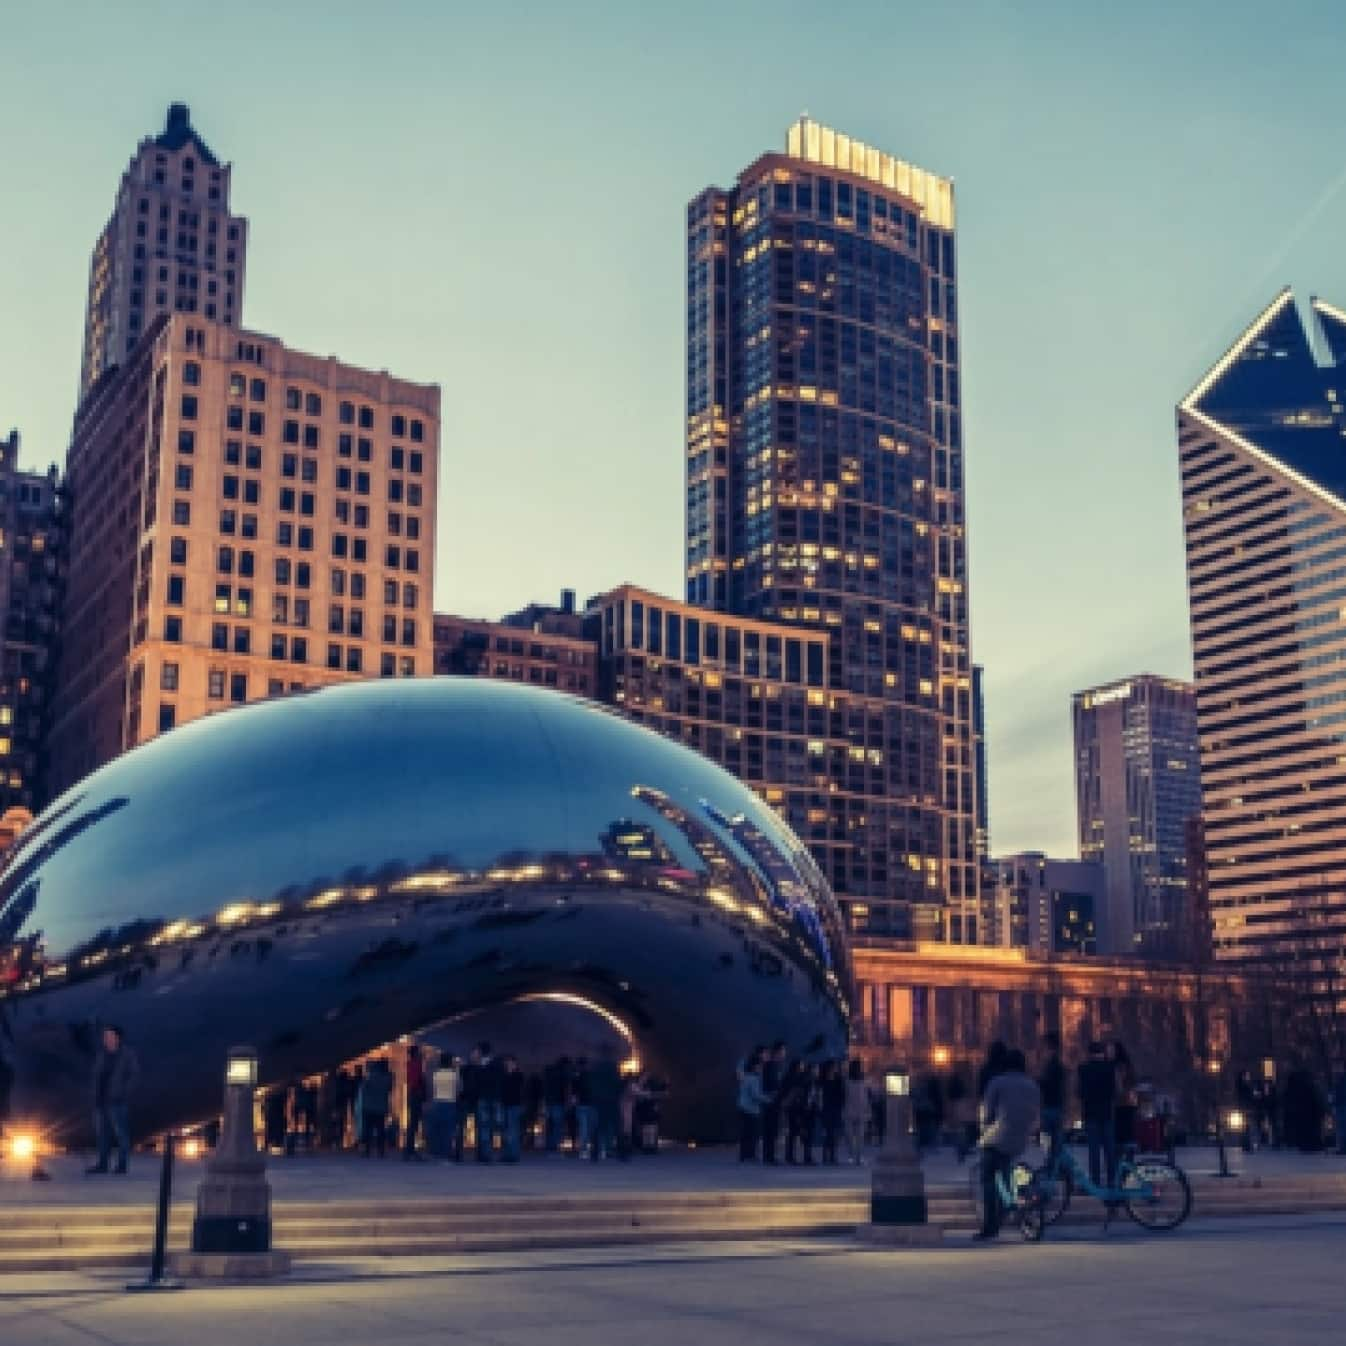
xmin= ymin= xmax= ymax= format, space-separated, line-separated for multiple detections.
xmin=0 ymin=679 xmax=851 ymax=1142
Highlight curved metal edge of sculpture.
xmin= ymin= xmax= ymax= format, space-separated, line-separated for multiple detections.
xmin=0 ymin=679 xmax=852 ymax=1143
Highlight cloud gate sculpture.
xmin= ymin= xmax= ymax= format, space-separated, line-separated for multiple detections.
xmin=0 ymin=679 xmax=851 ymax=1142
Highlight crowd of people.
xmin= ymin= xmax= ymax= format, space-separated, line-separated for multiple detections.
xmin=734 ymin=1044 xmax=884 ymax=1165
xmin=264 ymin=1040 xmax=664 ymax=1164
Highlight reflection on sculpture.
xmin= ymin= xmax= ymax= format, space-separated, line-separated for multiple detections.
xmin=0 ymin=679 xmax=851 ymax=1141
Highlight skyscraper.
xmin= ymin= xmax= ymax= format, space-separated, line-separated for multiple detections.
xmin=0 ymin=431 xmax=64 ymax=812
xmin=1072 ymin=675 xmax=1202 ymax=959
xmin=48 ymin=315 xmax=438 ymax=796
xmin=79 ymin=104 xmax=247 ymax=401
xmin=1178 ymin=289 xmax=1346 ymax=970
xmin=686 ymin=118 xmax=975 ymax=941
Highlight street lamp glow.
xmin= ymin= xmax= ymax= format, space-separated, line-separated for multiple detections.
xmin=226 ymin=1048 xmax=258 ymax=1087
xmin=885 ymin=1069 xmax=910 ymax=1097
xmin=8 ymin=1131 xmax=36 ymax=1162
xmin=930 ymin=1045 xmax=951 ymax=1068
xmin=1206 ymin=1057 xmax=1222 ymax=1076
xmin=1227 ymin=1109 xmax=1245 ymax=1131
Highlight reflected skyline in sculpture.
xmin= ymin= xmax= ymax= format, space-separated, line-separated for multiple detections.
xmin=0 ymin=679 xmax=851 ymax=1141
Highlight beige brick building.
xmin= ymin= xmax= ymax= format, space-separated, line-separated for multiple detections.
xmin=48 ymin=314 xmax=439 ymax=795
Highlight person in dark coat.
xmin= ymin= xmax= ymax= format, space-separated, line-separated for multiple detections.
xmin=1077 ymin=1040 xmax=1117 ymax=1186
xmin=586 ymin=1047 xmax=623 ymax=1162
xmin=760 ymin=1041 xmax=787 ymax=1164
xmin=88 ymin=1025 xmax=140 ymax=1175
xmin=977 ymin=1041 xmax=1009 ymax=1100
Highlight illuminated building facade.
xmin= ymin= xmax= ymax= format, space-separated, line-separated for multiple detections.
xmin=1179 ymin=289 xmax=1346 ymax=972
xmin=686 ymin=118 xmax=976 ymax=942
xmin=1073 ymin=675 xmax=1201 ymax=960
xmin=985 ymin=852 xmax=1101 ymax=956
xmin=433 ymin=609 xmax=597 ymax=696
xmin=48 ymin=315 xmax=439 ymax=796
xmin=80 ymin=104 xmax=246 ymax=402
xmin=0 ymin=431 xmax=65 ymax=811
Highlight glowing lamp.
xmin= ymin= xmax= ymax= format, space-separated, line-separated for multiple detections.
xmin=226 ymin=1047 xmax=258 ymax=1088
xmin=9 ymin=1132 xmax=36 ymax=1162
xmin=885 ymin=1069 xmax=910 ymax=1098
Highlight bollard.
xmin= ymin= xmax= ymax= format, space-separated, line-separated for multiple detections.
xmin=861 ymin=1066 xmax=943 ymax=1246
xmin=126 ymin=1133 xmax=183 ymax=1292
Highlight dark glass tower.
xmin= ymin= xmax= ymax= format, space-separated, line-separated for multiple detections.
xmin=686 ymin=118 xmax=976 ymax=941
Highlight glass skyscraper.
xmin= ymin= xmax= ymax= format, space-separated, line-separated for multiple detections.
xmin=685 ymin=118 xmax=976 ymax=941
xmin=1179 ymin=289 xmax=1346 ymax=971
xmin=1072 ymin=675 xmax=1202 ymax=960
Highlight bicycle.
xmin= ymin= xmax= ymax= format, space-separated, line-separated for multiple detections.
xmin=1027 ymin=1143 xmax=1192 ymax=1232
xmin=967 ymin=1152 xmax=1046 ymax=1241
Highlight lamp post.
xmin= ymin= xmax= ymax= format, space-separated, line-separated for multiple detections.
xmin=170 ymin=1046 xmax=291 ymax=1279
xmin=1208 ymin=1057 xmax=1234 ymax=1179
xmin=861 ymin=1066 xmax=942 ymax=1245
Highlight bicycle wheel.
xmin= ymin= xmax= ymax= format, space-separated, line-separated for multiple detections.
xmin=1121 ymin=1160 xmax=1192 ymax=1231
xmin=1017 ymin=1160 xmax=1072 ymax=1226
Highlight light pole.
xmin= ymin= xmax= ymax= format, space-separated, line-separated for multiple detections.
xmin=170 ymin=1046 xmax=291 ymax=1278
xmin=861 ymin=1066 xmax=942 ymax=1245
xmin=1208 ymin=1057 xmax=1234 ymax=1179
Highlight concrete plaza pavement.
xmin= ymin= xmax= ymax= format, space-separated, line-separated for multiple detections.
xmin=2 ymin=1214 xmax=1344 ymax=1345
xmin=8 ymin=1141 xmax=1344 ymax=1207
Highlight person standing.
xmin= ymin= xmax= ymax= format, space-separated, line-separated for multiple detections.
xmin=737 ymin=1049 xmax=766 ymax=1162
xmin=843 ymin=1059 xmax=869 ymax=1164
xmin=427 ymin=1052 xmax=461 ymax=1160
xmin=1110 ymin=1040 xmax=1138 ymax=1160
xmin=500 ymin=1055 xmax=525 ymax=1162
xmin=1077 ymin=1041 xmax=1116 ymax=1187
xmin=820 ymin=1060 xmax=845 ymax=1164
xmin=88 ymin=1025 xmax=139 ymax=1175
xmin=974 ymin=1049 xmax=1040 ymax=1240
xmin=760 ymin=1041 xmax=787 ymax=1164
xmin=402 ymin=1043 xmax=427 ymax=1161
xmin=586 ymin=1047 xmax=623 ymax=1162
xmin=360 ymin=1058 xmax=393 ymax=1158
xmin=977 ymin=1040 xmax=1009 ymax=1101
xmin=1038 ymin=1032 xmax=1066 ymax=1162
xmin=543 ymin=1056 xmax=569 ymax=1153
xmin=475 ymin=1042 xmax=502 ymax=1162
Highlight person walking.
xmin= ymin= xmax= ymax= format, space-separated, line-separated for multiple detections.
xmin=1038 ymin=1031 xmax=1066 ymax=1163
xmin=427 ymin=1052 xmax=461 ymax=1160
xmin=402 ymin=1043 xmax=428 ymax=1160
xmin=737 ymin=1049 xmax=766 ymax=1162
xmin=1077 ymin=1040 xmax=1117 ymax=1187
xmin=974 ymin=1049 xmax=1040 ymax=1241
xmin=88 ymin=1025 xmax=139 ymax=1175
xmin=573 ymin=1057 xmax=595 ymax=1158
xmin=618 ymin=1068 xmax=649 ymax=1161
xmin=819 ymin=1060 xmax=845 ymax=1164
xmin=843 ymin=1058 xmax=869 ymax=1164
xmin=760 ymin=1041 xmax=787 ymax=1164
xmin=360 ymin=1057 xmax=393 ymax=1158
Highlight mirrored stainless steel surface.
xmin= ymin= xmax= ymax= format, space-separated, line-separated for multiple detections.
xmin=0 ymin=679 xmax=851 ymax=1141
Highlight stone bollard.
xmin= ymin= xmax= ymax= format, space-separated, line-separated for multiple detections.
xmin=170 ymin=1046 xmax=291 ymax=1279
xmin=860 ymin=1066 xmax=943 ymax=1246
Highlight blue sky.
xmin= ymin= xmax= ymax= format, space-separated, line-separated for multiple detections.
xmin=4 ymin=0 xmax=1346 ymax=854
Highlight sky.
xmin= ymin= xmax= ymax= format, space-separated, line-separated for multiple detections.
xmin=4 ymin=0 xmax=1346 ymax=856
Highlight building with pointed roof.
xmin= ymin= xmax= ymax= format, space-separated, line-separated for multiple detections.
xmin=79 ymin=104 xmax=247 ymax=401
xmin=1178 ymin=289 xmax=1346 ymax=972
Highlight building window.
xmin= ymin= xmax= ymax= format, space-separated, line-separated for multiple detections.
xmin=402 ymin=583 xmax=417 ymax=609
xmin=208 ymin=669 xmax=225 ymax=700
xmin=410 ymin=451 xmax=423 ymax=474
xmin=247 ymin=411 xmax=264 ymax=435
xmin=250 ymin=378 xmax=266 ymax=402
xmin=410 ymin=420 xmax=424 ymax=443
xmin=180 ymin=394 xmax=198 ymax=420
xmin=175 ymin=464 xmax=193 ymax=491
xmin=178 ymin=429 xmax=195 ymax=454
xmin=291 ymin=637 xmax=308 ymax=663
xmin=167 ymin=575 xmax=185 ymax=605
xmin=234 ymin=627 xmax=251 ymax=654
xmin=170 ymin=536 xmax=188 ymax=564
xmin=158 ymin=704 xmax=176 ymax=732
xmin=339 ymin=401 xmax=354 ymax=425
xmin=183 ymin=361 xmax=201 ymax=386
xmin=217 ymin=546 xmax=233 ymax=574
xmin=392 ymin=414 xmax=406 ymax=438
xmin=358 ymin=406 xmax=374 ymax=429
xmin=401 ymin=619 xmax=416 ymax=647
xmin=173 ymin=500 xmax=191 ymax=525
xmin=230 ymin=673 xmax=247 ymax=704
xmin=346 ymin=647 xmax=362 ymax=673
xmin=161 ymin=662 xmax=179 ymax=691
xmin=211 ymin=623 xmax=228 ymax=651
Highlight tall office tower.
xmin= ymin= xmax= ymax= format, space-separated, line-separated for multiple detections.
xmin=1072 ymin=675 xmax=1202 ymax=959
xmin=80 ymin=104 xmax=247 ymax=401
xmin=973 ymin=664 xmax=988 ymax=859
xmin=48 ymin=315 xmax=438 ymax=796
xmin=1178 ymin=289 xmax=1346 ymax=971
xmin=0 ymin=431 xmax=65 ymax=812
xmin=686 ymin=118 xmax=975 ymax=941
